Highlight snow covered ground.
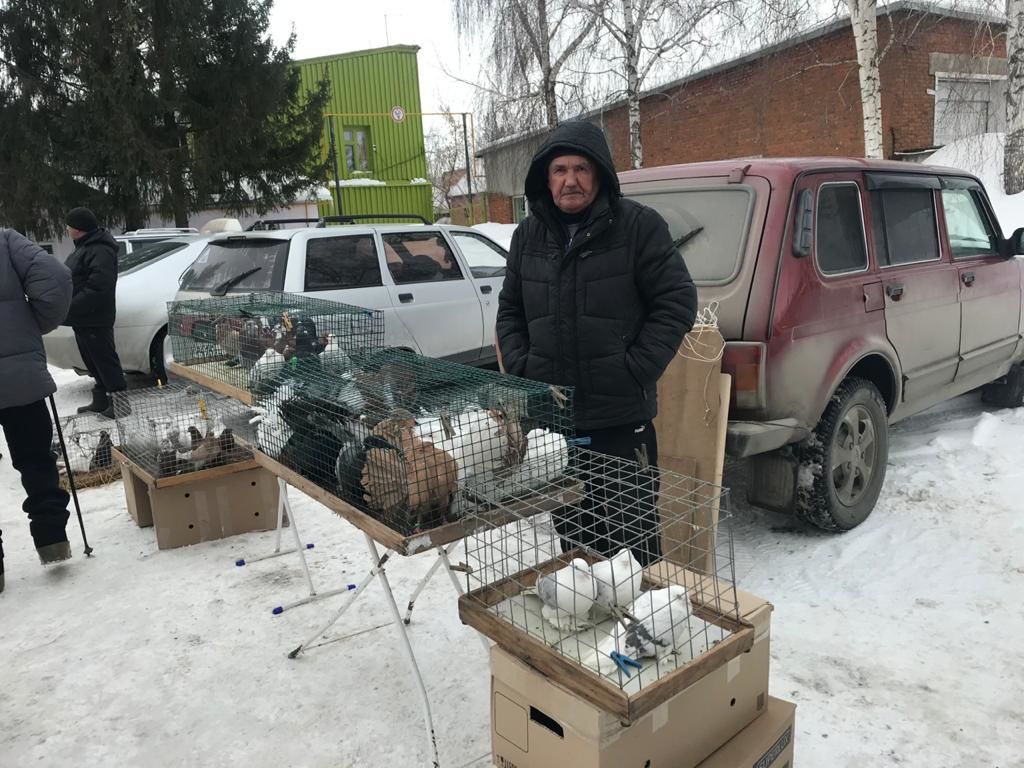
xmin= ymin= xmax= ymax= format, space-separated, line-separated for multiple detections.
xmin=1 ymin=368 xmax=1023 ymax=767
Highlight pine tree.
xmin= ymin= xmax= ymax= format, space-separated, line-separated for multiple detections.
xmin=0 ymin=0 xmax=329 ymax=234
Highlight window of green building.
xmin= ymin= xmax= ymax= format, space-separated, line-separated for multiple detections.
xmin=344 ymin=126 xmax=372 ymax=173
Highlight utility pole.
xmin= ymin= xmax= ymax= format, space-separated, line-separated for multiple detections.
xmin=462 ymin=113 xmax=475 ymax=224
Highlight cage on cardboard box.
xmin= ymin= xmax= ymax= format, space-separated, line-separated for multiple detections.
xmin=459 ymin=449 xmax=757 ymax=726
xmin=697 ymin=696 xmax=795 ymax=768
xmin=113 ymin=445 xmax=279 ymax=549
xmin=488 ymin=572 xmax=773 ymax=768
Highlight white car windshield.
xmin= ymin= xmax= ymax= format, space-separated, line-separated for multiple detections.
xmin=179 ymin=239 xmax=286 ymax=293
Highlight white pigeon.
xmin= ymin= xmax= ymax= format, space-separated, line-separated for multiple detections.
xmin=320 ymin=333 xmax=351 ymax=368
xmin=249 ymin=382 xmax=295 ymax=459
xmin=534 ymin=557 xmax=598 ymax=632
xmin=587 ymin=585 xmax=692 ymax=677
xmin=492 ymin=428 xmax=568 ymax=496
xmin=249 ymin=347 xmax=286 ymax=387
xmin=445 ymin=408 xmax=508 ymax=481
xmin=589 ymin=549 xmax=644 ymax=620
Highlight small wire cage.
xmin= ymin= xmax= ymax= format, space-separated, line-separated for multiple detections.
xmin=111 ymin=381 xmax=258 ymax=478
xmin=249 ymin=347 xmax=575 ymax=536
xmin=459 ymin=448 xmax=739 ymax=706
xmin=51 ymin=413 xmax=118 ymax=488
xmin=166 ymin=291 xmax=385 ymax=392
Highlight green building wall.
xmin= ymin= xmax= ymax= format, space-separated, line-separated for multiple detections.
xmin=297 ymin=46 xmax=433 ymax=224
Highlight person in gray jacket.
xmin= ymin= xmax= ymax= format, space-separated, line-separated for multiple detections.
xmin=0 ymin=228 xmax=75 ymax=592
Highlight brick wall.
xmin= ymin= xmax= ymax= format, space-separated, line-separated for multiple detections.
xmin=592 ymin=12 xmax=1005 ymax=169
xmin=457 ymin=193 xmax=515 ymax=224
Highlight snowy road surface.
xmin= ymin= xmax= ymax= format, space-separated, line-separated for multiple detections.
xmin=0 ymin=368 xmax=1022 ymax=767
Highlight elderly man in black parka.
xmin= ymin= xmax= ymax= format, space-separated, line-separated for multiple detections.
xmin=63 ymin=207 xmax=127 ymax=419
xmin=496 ymin=121 xmax=697 ymax=566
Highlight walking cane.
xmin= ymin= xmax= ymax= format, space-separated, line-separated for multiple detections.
xmin=48 ymin=395 xmax=93 ymax=556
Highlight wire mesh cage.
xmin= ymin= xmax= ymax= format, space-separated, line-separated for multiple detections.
xmin=166 ymin=291 xmax=385 ymax=393
xmin=111 ymin=381 xmax=259 ymax=479
xmin=458 ymin=448 xmax=741 ymax=718
xmin=51 ymin=413 xmax=118 ymax=489
xmin=249 ymin=347 xmax=575 ymax=536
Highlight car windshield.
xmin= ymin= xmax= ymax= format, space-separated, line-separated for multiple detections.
xmin=626 ymin=187 xmax=753 ymax=284
xmin=451 ymin=232 xmax=508 ymax=278
xmin=179 ymin=239 xmax=285 ymax=293
xmin=118 ymin=240 xmax=190 ymax=274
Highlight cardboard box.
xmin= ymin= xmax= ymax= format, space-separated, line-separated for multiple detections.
xmin=697 ymin=696 xmax=796 ymax=768
xmin=490 ymin=586 xmax=772 ymax=768
xmin=114 ymin=448 xmax=279 ymax=549
xmin=654 ymin=326 xmax=730 ymax=573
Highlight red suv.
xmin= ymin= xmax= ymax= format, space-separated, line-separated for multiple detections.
xmin=620 ymin=158 xmax=1024 ymax=530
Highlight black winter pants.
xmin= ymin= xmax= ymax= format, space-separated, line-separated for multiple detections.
xmin=74 ymin=326 xmax=127 ymax=394
xmin=555 ymin=420 xmax=662 ymax=567
xmin=0 ymin=399 xmax=71 ymax=556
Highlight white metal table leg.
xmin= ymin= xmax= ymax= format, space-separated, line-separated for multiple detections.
xmin=403 ymin=542 xmax=458 ymax=625
xmin=366 ymin=534 xmax=441 ymax=768
xmin=439 ymin=547 xmax=490 ymax=655
xmin=287 ymin=545 xmax=393 ymax=658
xmin=234 ymin=479 xmax=315 ymax=569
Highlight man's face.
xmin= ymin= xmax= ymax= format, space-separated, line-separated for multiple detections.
xmin=547 ymin=154 xmax=599 ymax=214
xmin=66 ymin=225 xmax=86 ymax=240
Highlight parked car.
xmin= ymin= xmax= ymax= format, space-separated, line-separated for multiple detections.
xmin=619 ymin=158 xmax=1024 ymax=530
xmin=174 ymin=223 xmax=510 ymax=364
xmin=115 ymin=227 xmax=199 ymax=258
xmin=45 ymin=235 xmax=213 ymax=383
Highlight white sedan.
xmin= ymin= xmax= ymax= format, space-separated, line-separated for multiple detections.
xmin=45 ymin=236 xmax=213 ymax=383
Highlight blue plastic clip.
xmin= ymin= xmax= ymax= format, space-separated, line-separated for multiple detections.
xmin=609 ymin=651 xmax=643 ymax=678
xmin=568 ymin=436 xmax=592 ymax=446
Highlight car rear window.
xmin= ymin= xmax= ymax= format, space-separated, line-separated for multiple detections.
xmin=118 ymin=240 xmax=189 ymax=274
xmin=179 ymin=238 xmax=287 ymax=293
xmin=626 ymin=187 xmax=753 ymax=284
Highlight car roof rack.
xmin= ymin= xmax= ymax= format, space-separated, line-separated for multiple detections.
xmin=246 ymin=213 xmax=430 ymax=231
xmin=121 ymin=227 xmax=200 ymax=235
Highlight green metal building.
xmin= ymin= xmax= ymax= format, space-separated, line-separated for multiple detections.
xmin=297 ymin=46 xmax=432 ymax=223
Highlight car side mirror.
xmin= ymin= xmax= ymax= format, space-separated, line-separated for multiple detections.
xmin=792 ymin=189 xmax=813 ymax=257
xmin=1012 ymin=227 xmax=1024 ymax=257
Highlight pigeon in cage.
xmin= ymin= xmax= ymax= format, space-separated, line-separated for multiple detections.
xmin=353 ymin=363 xmax=418 ymax=422
xmin=589 ymin=585 xmax=692 ymax=677
xmin=182 ymin=423 xmax=238 ymax=469
xmin=249 ymin=346 xmax=286 ymax=388
xmin=360 ymin=411 xmax=459 ymax=531
xmin=446 ymin=408 xmax=527 ymax=482
xmin=589 ymin=548 xmax=645 ymax=621
xmin=249 ymin=382 xmax=295 ymax=459
xmin=319 ymin=333 xmax=351 ymax=368
xmin=488 ymin=427 xmax=569 ymax=497
xmin=89 ymin=430 xmax=114 ymax=472
xmin=534 ymin=557 xmax=599 ymax=632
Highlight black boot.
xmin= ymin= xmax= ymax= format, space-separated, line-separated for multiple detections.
xmin=77 ymin=388 xmax=109 ymax=415
xmin=37 ymin=541 xmax=72 ymax=565
xmin=101 ymin=391 xmax=131 ymax=420
xmin=1 ymin=533 xmax=5 ymax=593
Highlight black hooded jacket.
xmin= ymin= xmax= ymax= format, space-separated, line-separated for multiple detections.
xmin=496 ymin=121 xmax=697 ymax=431
xmin=63 ymin=228 xmax=119 ymax=327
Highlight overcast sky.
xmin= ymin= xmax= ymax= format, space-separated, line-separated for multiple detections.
xmin=268 ymin=0 xmax=480 ymax=116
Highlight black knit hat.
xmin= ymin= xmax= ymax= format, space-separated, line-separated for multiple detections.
xmin=66 ymin=207 xmax=99 ymax=232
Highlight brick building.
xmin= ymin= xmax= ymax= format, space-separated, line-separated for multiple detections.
xmin=479 ymin=0 xmax=1007 ymax=223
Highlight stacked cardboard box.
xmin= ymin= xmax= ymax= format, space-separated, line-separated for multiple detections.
xmin=489 ymin=574 xmax=794 ymax=767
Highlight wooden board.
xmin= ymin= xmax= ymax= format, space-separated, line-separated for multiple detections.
xmin=111 ymin=446 xmax=263 ymax=490
xmin=249 ymin=446 xmax=579 ymax=556
xmin=167 ymin=361 xmax=253 ymax=405
xmin=458 ymin=549 xmax=755 ymax=722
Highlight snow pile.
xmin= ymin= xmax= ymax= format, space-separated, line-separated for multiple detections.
xmin=928 ymin=133 xmax=1024 ymax=233
xmin=472 ymin=222 xmax=517 ymax=250
xmin=409 ymin=178 xmax=430 ymax=185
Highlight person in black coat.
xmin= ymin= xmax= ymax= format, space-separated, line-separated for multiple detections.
xmin=496 ymin=121 xmax=697 ymax=565
xmin=63 ymin=207 xmax=127 ymax=418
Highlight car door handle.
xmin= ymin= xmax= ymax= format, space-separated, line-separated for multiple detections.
xmin=398 ymin=292 xmax=414 ymax=304
xmin=886 ymin=283 xmax=904 ymax=300
xmin=480 ymin=285 xmax=493 ymax=294
xmin=961 ymin=271 xmax=976 ymax=287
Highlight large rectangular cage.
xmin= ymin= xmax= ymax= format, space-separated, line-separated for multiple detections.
xmin=248 ymin=347 xmax=575 ymax=537
xmin=457 ymin=448 xmax=742 ymax=721
xmin=166 ymin=291 xmax=384 ymax=393
xmin=111 ymin=381 xmax=258 ymax=479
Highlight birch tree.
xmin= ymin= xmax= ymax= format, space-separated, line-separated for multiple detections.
xmin=453 ymin=0 xmax=599 ymax=130
xmin=848 ymin=0 xmax=884 ymax=159
xmin=1006 ymin=0 xmax=1024 ymax=194
xmin=595 ymin=0 xmax=734 ymax=168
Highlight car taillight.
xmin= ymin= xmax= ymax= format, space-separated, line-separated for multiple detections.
xmin=722 ymin=342 xmax=766 ymax=411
